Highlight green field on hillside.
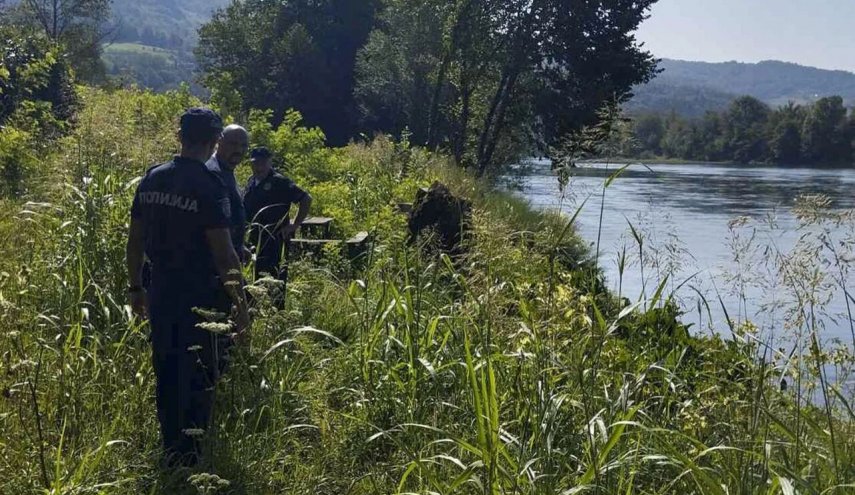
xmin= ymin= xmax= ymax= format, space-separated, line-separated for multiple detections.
xmin=104 ymin=43 xmax=176 ymax=59
xmin=102 ymin=43 xmax=193 ymax=92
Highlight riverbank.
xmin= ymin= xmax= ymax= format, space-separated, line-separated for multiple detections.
xmin=1 ymin=87 xmax=852 ymax=494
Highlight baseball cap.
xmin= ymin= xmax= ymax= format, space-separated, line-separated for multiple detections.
xmin=250 ymin=147 xmax=272 ymax=160
xmin=180 ymin=108 xmax=224 ymax=143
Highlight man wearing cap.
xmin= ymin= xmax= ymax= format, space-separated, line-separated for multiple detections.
xmin=244 ymin=146 xmax=312 ymax=284
xmin=125 ymin=108 xmax=250 ymax=467
xmin=206 ymin=124 xmax=250 ymax=262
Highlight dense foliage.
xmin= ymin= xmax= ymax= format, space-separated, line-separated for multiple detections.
xmin=196 ymin=0 xmax=380 ymax=145
xmin=196 ymin=0 xmax=658 ymax=172
xmin=0 ymin=83 xmax=852 ymax=494
xmin=3 ymin=0 xmax=112 ymax=82
xmin=0 ymin=25 xmax=77 ymax=196
xmin=619 ymin=96 xmax=855 ymax=165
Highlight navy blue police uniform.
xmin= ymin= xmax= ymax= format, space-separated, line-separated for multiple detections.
xmin=244 ymin=160 xmax=307 ymax=281
xmin=132 ymin=150 xmax=233 ymax=463
xmin=206 ymin=157 xmax=246 ymax=253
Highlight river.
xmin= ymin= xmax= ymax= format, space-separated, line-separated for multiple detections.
xmin=514 ymin=159 xmax=855 ymax=353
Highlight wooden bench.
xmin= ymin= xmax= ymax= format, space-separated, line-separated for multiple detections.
xmin=346 ymin=231 xmax=369 ymax=245
xmin=299 ymin=216 xmax=333 ymax=238
xmin=289 ymin=231 xmax=371 ymax=260
xmin=346 ymin=231 xmax=371 ymax=260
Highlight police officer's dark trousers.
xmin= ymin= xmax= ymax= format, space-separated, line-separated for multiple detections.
xmin=148 ymin=275 xmax=232 ymax=465
xmin=254 ymin=233 xmax=289 ymax=283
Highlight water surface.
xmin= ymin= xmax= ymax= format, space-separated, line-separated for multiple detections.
xmin=515 ymin=159 xmax=855 ymax=350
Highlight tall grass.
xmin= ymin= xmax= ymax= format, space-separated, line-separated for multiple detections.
xmin=0 ymin=88 xmax=852 ymax=494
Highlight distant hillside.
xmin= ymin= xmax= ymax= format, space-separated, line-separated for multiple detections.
xmin=626 ymin=79 xmax=737 ymax=117
xmin=103 ymin=0 xmax=230 ymax=91
xmin=110 ymin=0 xmax=230 ymax=52
xmin=629 ymin=58 xmax=855 ymax=116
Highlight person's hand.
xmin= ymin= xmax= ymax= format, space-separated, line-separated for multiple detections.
xmin=279 ymin=223 xmax=300 ymax=240
xmin=241 ymin=246 xmax=253 ymax=265
xmin=130 ymin=289 xmax=148 ymax=320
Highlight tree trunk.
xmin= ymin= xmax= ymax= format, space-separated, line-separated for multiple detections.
xmin=454 ymin=74 xmax=472 ymax=166
xmin=427 ymin=49 xmax=452 ymax=149
xmin=476 ymin=70 xmax=510 ymax=172
xmin=427 ymin=0 xmax=473 ymax=149
xmin=52 ymin=0 xmax=59 ymax=39
xmin=474 ymin=1 xmax=539 ymax=174
xmin=478 ymin=70 xmax=519 ymax=175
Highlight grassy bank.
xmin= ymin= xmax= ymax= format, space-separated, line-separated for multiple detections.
xmin=0 ymin=88 xmax=853 ymax=494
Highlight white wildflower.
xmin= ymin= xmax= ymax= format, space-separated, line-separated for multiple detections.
xmin=192 ymin=307 xmax=228 ymax=321
xmin=196 ymin=322 xmax=233 ymax=334
xmin=245 ymin=285 xmax=268 ymax=299
xmin=182 ymin=428 xmax=205 ymax=438
xmin=188 ymin=473 xmax=231 ymax=494
xmin=256 ymin=277 xmax=285 ymax=288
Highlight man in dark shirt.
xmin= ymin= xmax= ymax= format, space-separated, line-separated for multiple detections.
xmin=206 ymin=124 xmax=249 ymax=262
xmin=244 ymin=147 xmax=312 ymax=282
xmin=125 ymin=108 xmax=249 ymax=467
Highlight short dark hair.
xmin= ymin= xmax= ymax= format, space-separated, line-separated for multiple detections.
xmin=180 ymin=108 xmax=224 ymax=146
xmin=250 ymin=146 xmax=272 ymax=160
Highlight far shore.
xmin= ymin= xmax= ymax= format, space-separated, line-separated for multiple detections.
xmin=571 ymin=156 xmax=855 ymax=169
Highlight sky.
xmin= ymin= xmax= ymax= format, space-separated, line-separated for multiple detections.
xmin=636 ymin=0 xmax=855 ymax=73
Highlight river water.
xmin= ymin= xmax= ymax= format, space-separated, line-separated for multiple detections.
xmin=514 ymin=159 xmax=855 ymax=353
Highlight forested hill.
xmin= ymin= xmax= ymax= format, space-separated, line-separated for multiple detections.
xmin=102 ymin=0 xmax=230 ymax=91
xmin=629 ymin=58 xmax=855 ymax=116
xmin=625 ymin=78 xmax=738 ymax=117
xmin=110 ymin=0 xmax=230 ymax=52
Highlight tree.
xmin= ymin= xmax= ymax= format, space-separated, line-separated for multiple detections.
xmin=695 ymin=111 xmax=726 ymax=161
xmin=354 ymin=30 xmax=420 ymax=138
xmin=768 ymin=102 xmax=804 ymax=164
xmin=200 ymin=0 xmax=657 ymax=168
xmin=16 ymin=0 xmax=112 ymax=82
xmin=197 ymin=0 xmax=379 ymax=145
xmin=632 ymin=113 xmax=665 ymax=155
xmin=660 ymin=114 xmax=696 ymax=159
xmin=355 ymin=0 xmax=658 ymax=173
xmin=722 ymin=96 xmax=770 ymax=163
xmin=355 ymin=0 xmax=501 ymax=166
xmin=0 ymin=26 xmax=77 ymax=127
xmin=529 ymin=2 xmax=658 ymax=163
xmin=354 ymin=2 xmax=448 ymax=144
xmin=801 ymin=96 xmax=852 ymax=164
xmin=618 ymin=94 xmax=855 ymax=166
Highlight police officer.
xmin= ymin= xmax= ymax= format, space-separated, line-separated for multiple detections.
xmin=206 ymin=124 xmax=250 ymax=262
xmin=126 ymin=108 xmax=250 ymax=467
xmin=244 ymin=147 xmax=312 ymax=283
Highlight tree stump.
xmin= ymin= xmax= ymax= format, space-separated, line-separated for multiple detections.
xmin=408 ymin=182 xmax=472 ymax=255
